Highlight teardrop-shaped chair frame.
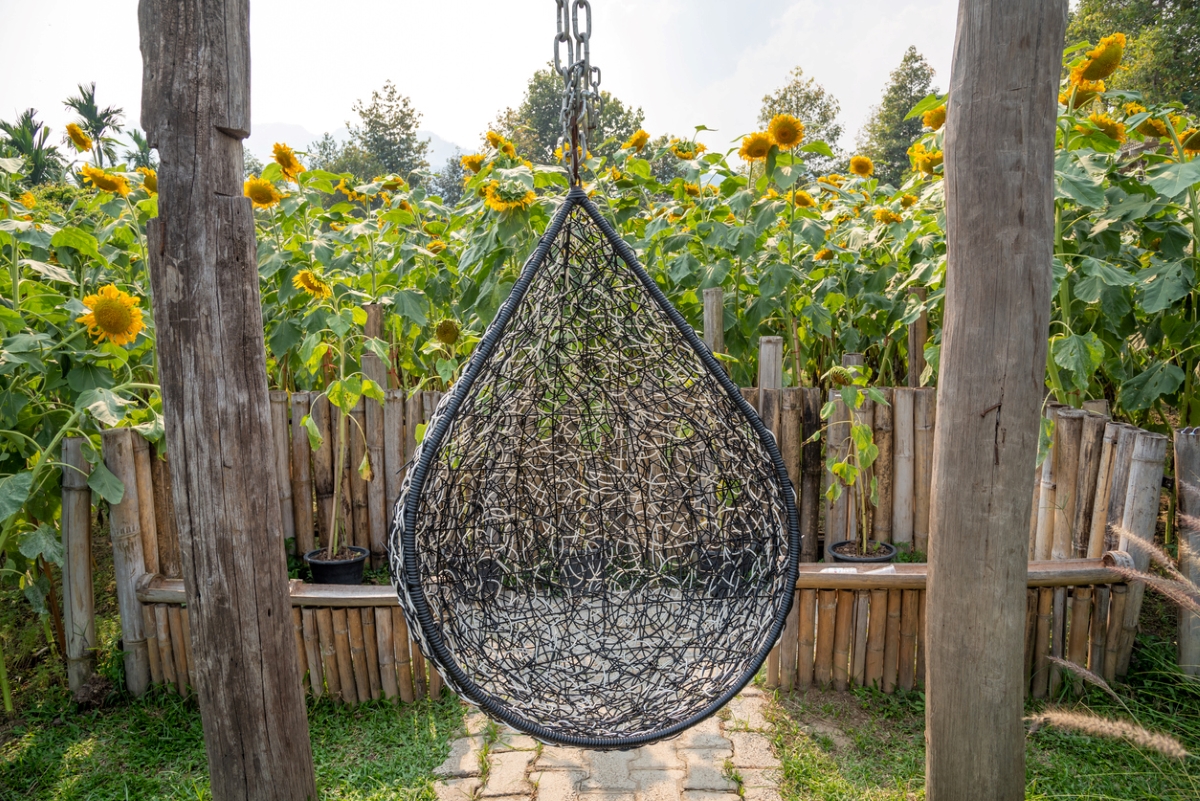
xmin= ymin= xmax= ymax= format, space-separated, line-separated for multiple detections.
xmin=391 ymin=185 xmax=800 ymax=750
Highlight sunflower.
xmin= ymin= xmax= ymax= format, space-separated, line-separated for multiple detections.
xmin=77 ymin=284 xmax=144 ymax=345
xmin=245 ymin=175 xmax=284 ymax=208
xmin=483 ymin=180 xmax=536 ymax=213
xmin=137 ymin=167 xmax=157 ymax=194
xmin=1181 ymin=129 xmax=1200 ymax=155
xmin=909 ymin=143 xmax=943 ymax=175
xmin=767 ymin=114 xmax=804 ymax=149
xmin=683 ymin=182 xmax=701 ymax=197
xmin=436 ymin=319 xmax=460 ymax=345
xmin=790 ymin=189 xmax=816 ymax=208
xmin=66 ymin=123 xmax=92 ymax=152
xmin=553 ymin=144 xmax=589 ymax=162
xmin=814 ymin=248 xmax=833 ymax=261
xmin=486 ymin=131 xmax=507 ymax=150
xmin=623 ymin=129 xmax=651 ymax=152
xmin=380 ymin=176 xmax=407 ymax=191
xmin=739 ymin=131 xmax=773 ymax=162
xmin=849 ymin=155 xmax=874 ymax=177
xmin=17 ymin=191 xmax=36 ymax=208
xmin=817 ymin=174 xmax=845 ymax=189
xmin=334 ymin=178 xmax=367 ymax=204
xmin=874 ymin=208 xmax=903 ymax=224
xmin=923 ymin=105 xmax=946 ymax=131
xmin=272 ymin=142 xmax=305 ymax=181
xmin=427 ymin=239 xmax=446 ymax=254
xmin=669 ymin=139 xmax=706 ymax=160
xmin=900 ymin=194 xmax=918 ymax=209
xmin=81 ymin=164 xmax=130 ymax=197
xmin=1060 ymin=78 xmax=1106 ymax=110
xmin=1072 ymin=33 xmax=1125 ymax=83
xmin=461 ymin=153 xmax=485 ymax=174
xmin=607 ymin=166 xmax=623 ymax=181
xmin=1081 ymin=112 xmax=1126 ymax=143
xmin=292 ymin=269 xmax=333 ymax=300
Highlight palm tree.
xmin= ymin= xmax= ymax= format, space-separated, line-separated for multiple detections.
xmin=0 ymin=109 xmax=64 ymax=184
xmin=123 ymin=128 xmax=156 ymax=169
xmin=64 ymin=82 xmax=124 ymax=167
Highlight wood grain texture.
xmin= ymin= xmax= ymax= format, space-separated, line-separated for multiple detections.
xmin=865 ymin=589 xmax=887 ymax=689
xmin=925 ymin=2 xmax=1066 ymax=796
xmin=290 ymin=392 xmax=316 ymax=556
xmin=1051 ymin=409 xmax=1084 ymax=561
xmin=139 ymin=0 xmax=316 ymax=793
xmin=799 ymin=388 xmax=823 ymax=562
xmin=61 ymin=438 xmax=96 ymax=692
xmin=882 ymin=589 xmax=902 ymax=694
xmin=1176 ymin=428 xmax=1200 ymax=676
xmin=1086 ymin=424 xmax=1120 ymax=558
xmin=301 ymin=608 xmax=323 ymax=699
xmin=796 ymin=588 xmax=817 ymax=690
xmin=912 ymin=389 xmax=935 ymax=553
xmin=1071 ymin=413 xmax=1106 ymax=558
xmin=891 ymin=388 xmax=915 ymax=547
xmin=1116 ymin=432 xmax=1168 ymax=675
xmin=132 ymin=434 xmax=160 ymax=575
xmin=899 ymin=589 xmax=919 ymax=691
xmin=832 ymin=589 xmax=854 ymax=691
xmin=908 ymin=287 xmax=928 ymax=387
xmin=102 ymin=428 xmax=149 ymax=695
xmin=269 ymin=391 xmax=296 ymax=551
xmin=155 ymin=604 xmax=177 ymax=692
xmin=316 ymin=608 xmax=340 ymax=700
xmin=814 ymin=589 xmax=836 ymax=688
xmin=872 ymin=389 xmax=894 ymax=544
xmin=150 ymin=443 xmax=181 ymax=577
xmin=1089 ymin=586 xmax=1110 ymax=674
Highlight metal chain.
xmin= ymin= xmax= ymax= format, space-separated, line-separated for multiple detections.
xmin=555 ymin=0 xmax=602 ymax=185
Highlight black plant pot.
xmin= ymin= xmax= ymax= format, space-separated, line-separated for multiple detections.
xmin=829 ymin=540 xmax=898 ymax=564
xmin=305 ymin=546 xmax=369 ymax=584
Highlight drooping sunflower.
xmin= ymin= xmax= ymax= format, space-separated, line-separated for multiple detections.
xmin=623 ymin=129 xmax=651 ymax=152
xmin=767 ymin=114 xmax=804 ymax=149
xmin=900 ymin=193 xmax=918 ymax=209
xmin=137 ymin=167 xmax=157 ymax=194
xmin=1181 ymin=129 xmax=1200 ymax=155
xmin=814 ymin=248 xmax=834 ymax=261
xmin=1072 ymin=32 xmax=1125 ymax=83
xmin=292 ymin=269 xmax=333 ymax=300
xmin=66 ymin=123 xmax=92 ymax=152
xmin=683 ymin=182 xmax=701 ymax=197
xmin=461 ymin=153 xmax=485 ymax=174
xmin=1082 ymin=112 xmax=1126 ymax=143
xmin=739 ymin=131 xmax=773 ymax=162
xmin=874 ymin=208 xmax=903 ymax=225
xmin=922 ymin=105 xmax=946 ymax=131
xmin=909 ymin=143 xmax=943 ymax=175
xmin=791 ymin=189 xmax=816 ymax=208
xmin=427 ymin=239 xmax=446 ymax=254
xmin=380 ymin=176 xmax=407 ymax=192
xmin=1060 ymin=79 xmax=1105 ymax=109
xmin=483 ymin=180 xmax=536 ymax=213
xmin=77 ymin=284 xmax=145 ymax=345
xmin=669 ymin=139 xmax=707 ymax=160
xmin=817 ymin=174 xmax=845 ymax=189
xmin=244 ymin=175 xmax=283 ymax=208
xmin=81 ymin=164 xmax=130 ymax=197
xmin=436 ymin=319 xmax=460 ymax=345
xmin=17 ymin=191 xmax=36 ymax=208
xmin=334 ymin=178 xmax=368 ymax=204
xmin=486 ymin=130 xmax=507 ymax=150
xmin=273 ymin=142 xmax=305 ymax=181
xmin=849 ymin=155 xmax=874 ymax=178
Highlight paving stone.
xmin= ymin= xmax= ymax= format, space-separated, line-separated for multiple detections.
xmin=679 ymin=792 xmax=741 ymax=801
xmin=630 ymin=768 xmax=684 ymax=801
xmin=480 ymin=750 xmax=536 ymax=797
xmin=579 ymin=750 xmax=636 ymax=791
xmin=739 ymin=686 xmax=765 ymax=697
xmin=726 ymin=695 xmax=770 ymax=732
xmin=433 ymin=777 xmax=480 ymax=801
xmin=576 ymin=793 xmax=637 ymax=801
xmin=435 ymin=736 xmax=485 ymax=778
xmin=680 ymin=749 xmax=737 ymax=792
xmin=464 ymin=712 xmax=491 ymax=736
xmin=742 ymin=788 xmax=782 ymax=801
xmin=739 ymin=768 xmax=782 ymax=788
xmin=531 ymin=769 xmax=584 ymax=799
xmin=676 ymin=715 xmax=729 ymax=750
xmin=537 ymin=745 xmax=590 ymax=771
xmin=727 ymin=731 xmax=781 ymax=769
xmin=491 ymin=732 xmax=539 ymax=752
xmin=627 ymin=741 xmax=685 ymax=770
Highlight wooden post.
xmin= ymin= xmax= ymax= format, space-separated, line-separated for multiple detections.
xmin=1105 ymin=425 xmax=1139 ymax=551
xmin=1086 ymin=423 xmax=1121 ymax=558
xmin=873 ymin=389 xmax=894 ymax=544
xmin=799 ymin=388 xmax=823 ymax=562
xmin=832 ymin=589 xmax=854 ymax=691
xmin=375 ymin=607 xmax=399 ymax=701
xmin=1048 ymin=586 xmax=1067 ymax=695
xmin=1089 ymin=585 xmax=1110 ymax=675
xmin=103 ymin=428 xmax=151 ymax=696
xmin=908 ymin=287 xmax=928 ymax=387
xmin=1071 ymin=413 xmax=1106 ymax=558
xmin=133 ymin=437 xmax=164 ymax=686
xmin=316 ymin=608 xmax=340 ymax=700
xmin=393 ymin=607 xmax=415 ymax=703
xmin=780 ymin=586 xmax=800 ymax=693
xmin=290 ymin=392 xmax=315 ymax=556
xmin=883 ymin=588 xmax=902 ymax=693
xmin=913 ymin=388 xmax=935 ymax=553
xmin=311 ymin=394 xmax=337 ymax=548
xmin=899 ymin=589 xmax=919 ymax=691
xmin=814 ymin=589 xmax=837 ymax=687
xmin=61 ymin=437 xmax=96 ymax=693
xmin=1102 ymin=584 xmax=1127 ymax=682
xmin=1033 ymin=405 xmax=1061 ymax=560
xmin=1031 ymin=587 xmax=1053 ymax=698
xmin=759 ymin=336 xmax=783 ymax=391
xmin=1116 ymin=431 xmax=1168 ymax=675
xmin=702 ymin=287 xmax=724 ymax=362
xmin=1067 ymin=588 xmax=1092 ymax=695
xmin=139 ymin=0 xmax=317 ymax=793
xmin=151 ymin=443 xmax=182 ymax=577
xmin=384 ymin=390 xmax=406 ymax=531
xmin=301 ymin=608 xmax=322 ymax=699
xmin=1176 ymin=428 xmax=1200 ymax=676
xmin=892 ymin=388 xmax=915 ymax=549
xmin=851 ymin=590 xmax=869 ymax=687
xmin=925 ymin=2 xmax=1065 ymax=797
xmin=1023 ymin=590 xmax=1037 ymax=695
xmin=796 ymin=588 xmax=817 ymax=690
xmin=1051 ymin=409 xmax=1084 ymax=561
xmin=866 ymin=589 xmax=887 ymax=689
xmin=269 ymin=391 xmax=296 ymax=552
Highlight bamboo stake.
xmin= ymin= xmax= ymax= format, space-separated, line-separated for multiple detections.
xmin=913 ymin=388 xmax=935 ymax=553
xmin=348 ymin=399 xmax=369 ymax=552
xmin=361 ymin=607 xmax=382 ymax=700
xmin=332 ymin=608 xmax=357 ymax=704
xmin=702 ymin=287 xmax=724 ymax=360
xmin=142 ymin=606 xmax=163 ymax=685
xmin=301 ymin=608 xmax=323 ymax=699
xmin=851 ymin=397 xmax=875 ymax=542
xmin=1072 ymin=413 xmax=1107 ymax=558
xmin=758 ymin=336 xmax=783 ymax=392
xmin=150 ymin=443 xmax=181 ymax=577
xmin=1082 ymin=399 xmax=1110 ymax=415
xmin=873 ymin=388 xmax=894 ymax=544
xmin=1105 ymin=425 xmax=1139 ymax=552
xmin=899 ymin=589 xmax=919 ymax=691
xmin=311 ymin=395 xmax=337 ymax=549
xmin=1034 ymin=405 xmax=1062 ymax=561
xmin=167 ymin=604 xmax=189 ymax=695
xmin=1089 ymin=586 xmax=1110 ymax=674
xmin=102 ymin=428 xmax=150 ymax=696
xmin=291 ymin=392 xmax=316 ymax=556
xmin=781 ymin=388 xmax=802 ymax=515
xmin=1176 ymin=427 xmax=1200 ymax=677
xmin=882 ymin=589 xmax=902 ymax=694
xmin=1086 ymin=424 xmax=1121 ymax=558
xmin=292 ymin=608 xmax=307 ymax=693
xmin=781 ymin=588 xmax=800 ymax=693
xmin=1049 ymin=587 xmax=1067 ymax=696
xmin=363 ymin=369 xmax=388 ymax=570
xmin=1052 ymin=409 xmax=1085 ymax=561
xmin=916 ymin=590 xmax=927 ymax=688
xmin=797 ymin=589 xmax=817 ymax=690
xmin=155 ymin=605 xmax=177 ymax=692
xmin=800 ymin=388 xmax=823 ymax=562
xmin=1023 ymin=589 xmax=1037 ymax=695
xmin=851 ymin=590 xmax=869 ymax=687
xmin=347 ymin=606 xmax=370 ymax=702
xmin=132 ymin=434 xmax=159 ymax=575
xmin=832 ymin=589 xmax=854 ymax=691
xmin=814 ymin=589 xmax=837 ymax=688
xmin=826 ymin=389 xmax=850 ymax=560
xmin=892 ymin=389 xmax=915 ymax=548
xmin=269 ymin=391 xmax=296 ymax=551
xmin=1116 ymin=431 xmax=1169 ymax=676
xmin=866 ymin=589 xmax=887 ymax=689
xmin=1103 ymin=584 xmax=1127 ymax=683
xmin=316 ymin=608 xmax=341 ymax=700
xmin=1067 ymin=588 xmax=1092 ymax=696
xmin=393 ymin=607 xmax=414 ymax=703
xmin=61 ymin=437 xmax=95 ymax=692
xmin=384 ymin=390 xmax=405 ymax=532
xmin=908 ymin=286 xmax=927 ymax=387
xmin=1031 ymin=587 xmax=1053 ymax=699
xmin=375 ymin=608 xmax=399 ymax=701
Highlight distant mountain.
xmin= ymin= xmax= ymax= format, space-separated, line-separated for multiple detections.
xmin=245 ymin=123 xmax=465 ymax=171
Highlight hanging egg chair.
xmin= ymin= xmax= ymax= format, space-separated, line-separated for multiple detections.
xmin=389 ymin=0 xmax=799 ymax=751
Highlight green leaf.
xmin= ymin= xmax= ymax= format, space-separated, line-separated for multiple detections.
xmin=67 ymin=364 xmax=116 ymax=393
xmin=905 ymin=92 xmax=946 ymax=121
xmin=1137 ymin=260 xmax=1192 ymax=314
xmin=393 ymin=289 xmax=428 ymax=326
xmin=0 ymin=156 xmax=23 ymax=174
xmin=19 ymin=523 xmax=64 ymax=566
xmin=50 ymin=227 xmax=102 ymax=261
xmin=361 ymin=378 xmax=385 ymax=405
xmin=20 ymin=259 xmax=76 ymax=284
xmin=1146 ymin=160 xmax=1200 ymax=199
xmin=327 ymin=376 xmax=362 ymax=412
xmin=302 ymin=414 xmax=323 ymax=451
xmin=1120 ymin=362 xmax=1185 ymax=411
xmin=1052 ymin=333 xmax=1104 ymax=392
xmin=0 ymin=471 xmax=34 ymax=521
xmin=626 ymin=158 xmax=652 ymax=181
xmin=436 ymin=358 xmax=457 ymax=386
xmin=87 ymin=461 xmax=125 ymax=504
xmin=1080 ymin=258 xmax=1135 ymax=287
xmin=0 ymin=306 xmax=24 ymax=335
xmin=76 ymin=387 xmax=132 ymax=426
xmin=363 ymin=337 xmax=390 ymax=363
xmin=268 ymin=319 xmax=302 ymax=358
xmin=800 ymin=141 xmax=835 ymax=159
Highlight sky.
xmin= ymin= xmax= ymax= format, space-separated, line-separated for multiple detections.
xmin=0 ymin=0 xmax=961 ymax=161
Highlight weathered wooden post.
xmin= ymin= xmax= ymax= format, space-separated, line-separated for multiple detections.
xmin=1178 ymin=428 xmax=1200 ymax=676
xmin=61 ymin=437 xmax=96 ymax=693
xmin=139 ymin=1 xmax=317 ymax=797
xmin=925 ymin=2 xmax=1066 ymax=799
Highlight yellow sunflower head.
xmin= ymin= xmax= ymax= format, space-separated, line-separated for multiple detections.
xmin=17 ymin=191 xmax=36 ymax=208
xmin=922 ymin=105 xmax=946 ymax=131
xmin=817 ymin=174 xmax=845 ymax=189
xmin=767 ymin=114 xmax=805 ymax=149
xmin=483 ymin=180 xmax=536 ymax=213
xmin=292 ymin=269 xmax=333 ymax=300
xmin=791 ymin=189 xmax=816 ymax=208
xmin=461 ymin=153 xmax=485 ymax=174
xmin=136 ymin=167 xmax=157 ymax=194
xmin=66 ymin=123 xmax=92 ymax=152
xmin=81 ymin=164 xmax=130 ymax=197
xmin=683 ymin=182 xmax=701 ymax=197
xmin=1073 ymin=32 xmax=1126 ymax=83
xmin=814 ymin=248 xmax=834 ymax=261
xmin=427 ymin=239 xmax=446 ymax=254
xmin=623 ymin=129 xmax=651 ymax=152
xmin=1181 ymin=128 xmax=1200 ymax=155
xmin=739 ymin=131 xmax=773 ymax=162
xmin=909 ymin=143 xmax=943 ymax=175
xmin=77 ymin=284 xmax=145 ymax=346
xmin=874 ymin=208 xmax=903 ymax=224
xmin=900 ymin=193 xmax=918 ymax=209
xmin=1082 ymin=112 xmax=1127 ymax=143
xmin=244 ymin=175 xmax=283 ymax=208
xmin=272 ymin=142 xmax=305 ymax=181
xmin=849 ymin=155 xmax=874 ymax=178
xmin=1060 ymin=78 xmax=1105 ymax=109
xmin=486 ymin=131 xmax=508 ymax=151
xmin=669 ymin=139 xmax=706 ymax=160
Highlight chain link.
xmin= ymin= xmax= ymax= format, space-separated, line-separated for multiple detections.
xmin=555 ymin=0 xmax=603 ymax=185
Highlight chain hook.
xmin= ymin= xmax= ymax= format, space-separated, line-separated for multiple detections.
xmin=556 ymin=0 xmax=600 ymax=187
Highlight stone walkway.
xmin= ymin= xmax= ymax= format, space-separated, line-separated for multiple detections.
xmin=434 ymin=687 xmax=781 ymax=801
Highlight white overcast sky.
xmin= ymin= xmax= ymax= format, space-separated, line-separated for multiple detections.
xmin=0 ymin=0 xmax=960 ymax=157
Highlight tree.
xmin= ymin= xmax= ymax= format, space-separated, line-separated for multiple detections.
xmin=1068 ymin=0 xmax=1200 ymax=110
xmin=306 ymin=132 xmax=382 ymax=180
xmin=348 ymin=81 xmax=430 ymax=178
xmin=857 ymin=47 xmax=938 ymax=187
xmin=64 ymin=83 xmax=124 ymax=168
xmin=491 ymin=65 xmax=645 ymax=163
xmin=243 ymin=150 xmax=265 ymax=181
xmin=123 ymin=128 xmax=156 ymax=169
xmin=430 ymin=150 xmax=466 ymax=206
xmin=0 ymin=109 xmax=64 ymax=184
xmin=758 ymin=67 xmax=843 ymax=172
xmin=926 ymin=1 xmax=1065 ymax=799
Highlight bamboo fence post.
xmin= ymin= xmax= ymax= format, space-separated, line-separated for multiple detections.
xmin=758 ymin=336 xmax=783 ymax=392
xmin=269 ymin=391 xmax=296 ymax=551
xmin=892 ymin=388 xmax=915 ymax=549
xmin=1116 ymin=431 xmax=1168 ymax=675
xmin=348 ymin=399 xmax=369 ymax=551
xmin=702 ymin=287 xmax=724 ymax=365
xmin=882 ymin=588 xmax=902 ymax=694
xmin=907 ymin=286 xmax=927 ymax=387
xmin=796 ymin=589 xmax=817 ymax=690
xmin=61 ymin=438 xmax=96 ymax=693
xmin=430 ymin=666 xmax=443 ymax=700
xmin=866 ymin=589 xmax=887 ymax=689
xmin=1029 ymin=469 xmax=1041 ymax=560
xmin=832 ymin=589 xmax=854 ymax=691
xmin=181 ymin=607 xmax=195 ymax=682
xmin=1105 ymin=425 xmax=1139 ymax=551
xmin=781 ymin=388 xmax=802 ymax=510
xmin=361 ymin=608 xmax=382 ymax=700
xmin=1023 ymin=590 xmax=1037 ymax=695
xmin=290 ymin=392 xmax=315 ymax=556
xmin=1066 ymin=588 xmax=1092 ymax=695
xmin=332 ymin=608 xmax=357 ymax=704
xmin=1102 ymin=584 xmax=1127 ymax=682
xmin=1049 ymin=587 xmax=1067 ymax=696
xmin=384 ymin=389 xmax=406 ymax=531
xmin=316 ymin=608 xmax=341 ymax=700
xmin=1051 ymin=409 xmax=1084 ymax=561
xmin=292 ymin=608 xmax=306 ymax=693
xmin=1034 ymin=405 xmax=1062 ymax=561
xmin=851 ymin=590 xmax=869 ymax=687
xmin=102 ymin=428 xmax=150 ymax=696
xmin=916 ymin=590 xmax=927 ymax=689
xmin=1086 ymin=424 xmax=1121 ymax=558
xmin=814 ymin=589 xmax=837 ymax=688
xmin=1176 ymin=428 xmax=1200 ymax=676
xmin=800 ymin=388 xmax=823 ymax=562
xmin=759 ymin=374 xmax=782 ymax=689
xmin=392 ymin=607 xmax=415 ymax=703
xmin=133 ymin=437 xmax=163 ymax=687
xmin=301 ymin=608 xmax=322 ymax=699
xmin=411 ymin=631 xmax=428 ymax=701
xmin=167 ymin=604 xmax=189 ymax=694
xmin=405 ymin=391 xmax=422 ymax=465
xmin=375 ymin=607 xmax=399 ymax=701
xmin=1089 ymin=585 xmax=1110 ymax=674
xmin=873 ymin=388 xmax=894 ymax=544
xmin=825 ymin=389 xmax=850 ymax=559
xmin=346 ymin=606 xmax=370 ymax=702
xmin=781 ymin=587 xmax=800 ymax=692
xmin=899 ymin=589 xmax=919 ymax=691
xmin=143 ymin=606 xmax=163 ymax=687
xmin=362 ymin=307 xmax=388 ymax=569
xmin=1031 ymin=587 xmax=1053 ymax=699
xmin=150 ymin=443 xmax=181 ymax=577
xmin=1082 ymin=399 xmax=1110 ymax=415
xmin=913 ymin=388 xmax=935 ymax=553
xmin=311 ymin=395 xmax=337 ymax=549
xmin=1071 ymin=413 xmax=1106 ymax=558
xmin=155 ymin=605 xmax=177 ymax=692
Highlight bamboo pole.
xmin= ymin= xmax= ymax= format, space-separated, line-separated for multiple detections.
xmin=269 ymin=391 xmax=296 ymax=551
xmin=132 ymin=435 xmax=159 ymax=575
xmin=1066 ymin=588 xmax=1092 ymax=695
xmin=167 ymin=604 xmax=189 ymax=694
xmin=852 ymin=396 xmax=875 ymax=543
xmin=332 ymin=608 xmax=357 ymax=704
xmin=348 ymin=399 xmax=370 ymax=552
xmin=411 ymin=632 xmax=428 ymax=701
xmin=292 ymin=608 xmax=307 ymax=693
xmin=102 ymin=428 xmax=150 ymax=696
xmin=1023 ymin=590 xmax=1037 ymax=696
xmin=781 ymin=388 xmax=802 ymax=514
xmin=1102 ymin=584 xmax=1127 ymax=682
xmin=311 ymin=395 xmax=337 ymax=549
xmin=150 ymin=443 xmax=181 ymax=577
xmin=316 ymin=608 xmax=341 ymax=700
xmin=384 ymin=390 xmax=405 ymax=532
xmin=1174 ymin=428 xmax=1200 ymax=676
xmin=814 ymin=589 xmax=837 ymax=688
xmin=430 ymin=665 xmax=443 ymax=700
xmin=360 ymin=607 xmax=382 ymax=701
xmin=832 ymin=589 xmax=854 ymax=691
xmin=1034 ymin=405 xmax=1062 ymax=561
xmin=882 ymin=589 xmax=902 ymax=694
xmin=800 ymin=388 xmax=823 ymax=562
xmin=1049 ymin=587 xmax=1067 ymax=696
xmin=363 ymin=349 xmax=388 ymax=569
xmin=346 ymin=606 xmax=370 ymax=702
xmin=1104 ymin=424 xmax=1139 ymax=552
xmin=155 ymin=605 xmax=177 ymax=692
xmin=143 ymin=606 xmax=163 ymax=686
xmin=913 ymin=388 xmax=935 ymax=553
xmin=1031 ymin=587 xmax=1053 ymax=699
xmin=916 ymin=590 xmax=927 ymax=689
xmin=375 ymin=607 xmax=399 ymax=701
xmin=1071 ymin=413 xmax=1106 ymax=558
xmin=758 ymin=336 xmax=783 ymax=392
xmin=826 ymin=388 xmax=850 ymax=559
xmin=702 ymin=287 xmax=724 ymax=362
xmin=866 ymin=589 xmax=887 ymax=689
xmin=1082 ymin=399 xmax=1109 ymax=415
xmin=781 ymin=588 xmax=800 ymax=692
xmin=301 ymin=608 xmax=323 ymax=699
xmin=1116 ymin=431 xmax=1168 ymax=675
xmin=291 ymin=392 xmax=316 ymax=556
xmin=892 ymin=389 xmax=915 ymax=548
xmin=393 ymin=607 xmax=414 ymax=703
xmin=1086 ymin=424 xmax=1121 ymax=558
xmin=899 ymin=589 xmax=919 ymax=691
xmin=908 ymin=287 xmax=928 ymax=387
xmin=61 ymin=437 xmax=95 ymax=692
xmin=851 ymin=590 xmax=869 ymax=687
xmin=1051 ymin=409 xmax=1085 ymax=561
xmin=873 ymin=388 xmax=894 ymax=544
xmin=797 ymin=589 xmax=817 ymax=691
xmin=1089 ymin=586 xmax=1109 ymax=674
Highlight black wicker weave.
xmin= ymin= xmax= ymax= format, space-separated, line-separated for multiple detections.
xmin=389 ymin=186 xmax=800 ymax=749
